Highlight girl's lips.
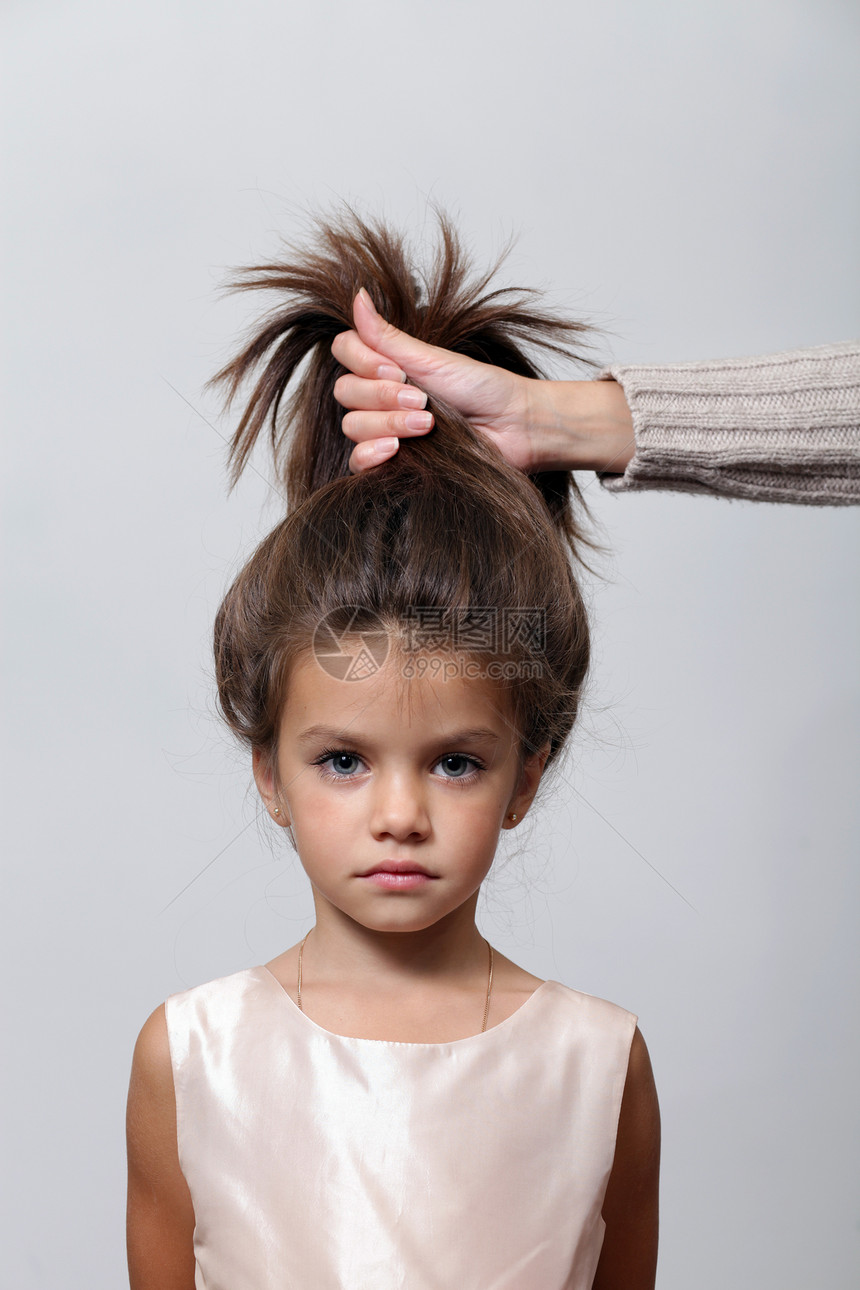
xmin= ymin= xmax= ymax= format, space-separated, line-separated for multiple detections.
xmin=359 ymin=871 xmax=437 ymax=890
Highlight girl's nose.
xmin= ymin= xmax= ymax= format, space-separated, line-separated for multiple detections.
xmin=369 ymin=773 xmax=431 ymax=842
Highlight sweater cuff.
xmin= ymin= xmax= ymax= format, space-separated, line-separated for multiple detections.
xmin=595 ymin=342 xmax=860 ymax=506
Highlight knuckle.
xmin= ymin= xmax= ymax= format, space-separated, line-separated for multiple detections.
xmin=350 ymin=411 xmax=381 ymax=440
xmin=330 ymin=330 xmax=353 ymax=362
xmin=350 ymin=441 xmax=373 ymax=473
xmin=340 ymin=411 xmax=360 ymax=440
xmin=334 ymin=373 xmax=360 ymax=407
xmin=378 ymin=381 xmax=401 ymax=406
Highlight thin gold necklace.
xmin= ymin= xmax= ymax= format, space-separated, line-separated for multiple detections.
xmin=296 ymin=928 xmax=495 ymax=1033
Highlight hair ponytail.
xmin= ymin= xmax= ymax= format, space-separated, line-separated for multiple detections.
xmin=212 ymin=210 xmax=595 ymax=769
xmin=210 ymin=209 xmax=595 ymax=553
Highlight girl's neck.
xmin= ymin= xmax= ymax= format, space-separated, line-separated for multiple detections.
xmin=301 ymin=898 xmax=489 ymax=994
xmin=263 ymin=899 xmax=545 ymax=1043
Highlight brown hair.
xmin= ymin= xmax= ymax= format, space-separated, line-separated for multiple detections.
xmin=211 ymin=210 xmax=594 ymax=771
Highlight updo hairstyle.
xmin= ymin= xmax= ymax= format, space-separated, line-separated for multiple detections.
xmin=210 ymin=210 xmax=596 ymax=773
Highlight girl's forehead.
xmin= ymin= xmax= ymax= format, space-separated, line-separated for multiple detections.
xmin=281 ymin=650 xmax=516 ymax=744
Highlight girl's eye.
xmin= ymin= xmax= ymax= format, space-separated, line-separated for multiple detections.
xmin=314 ymin=750 xmax=364 ymax=777
xmin=435 ymin=754 xmax=483 ymax=780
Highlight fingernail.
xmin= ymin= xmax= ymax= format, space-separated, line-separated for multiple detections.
xmin=368 ymin=437 xmax=399 ymax=459
xmin=397 ymin=386 xmax=428 ymax=410
xmin=358 ymin=288 xmax=378 ymax=315
xmin=404 ymin=412 xmax=433 ymax=431
xmin=378 ymin=364 xmax=406 ymax=383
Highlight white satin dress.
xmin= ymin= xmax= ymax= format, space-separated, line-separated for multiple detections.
xmin=165 ymin=965 xmax=636 ymax=1290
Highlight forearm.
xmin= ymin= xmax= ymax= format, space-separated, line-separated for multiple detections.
xmin=596 ymin=341 xmax=860 ymax=505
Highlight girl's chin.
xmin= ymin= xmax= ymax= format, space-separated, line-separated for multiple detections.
xmin=309 ymin=877 xmax=486 ymax=935
xmin=316 ymin=900 xmax=467 ymax=937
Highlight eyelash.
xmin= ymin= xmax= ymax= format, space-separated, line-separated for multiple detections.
xmin=311 ymin=747 xmax=487 ymax=784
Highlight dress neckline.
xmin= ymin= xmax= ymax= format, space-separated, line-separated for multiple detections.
xmin=255 ymin=963 xmax=555 ymax=1049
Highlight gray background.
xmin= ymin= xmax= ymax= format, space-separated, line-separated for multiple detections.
xmin=2 ymin=0 xmax=859 ymax=1286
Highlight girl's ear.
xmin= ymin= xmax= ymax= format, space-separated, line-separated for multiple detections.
xmin=503 ymin=741 xmax=550 ymax=829
xmin=252 ymin=747 xmax=289 ymax=826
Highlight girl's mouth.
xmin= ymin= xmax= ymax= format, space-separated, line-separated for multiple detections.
xmin=358 ymin=861 xmax=438 ymax=890
xmin=359 ymin=871 xmax=437 ymax=890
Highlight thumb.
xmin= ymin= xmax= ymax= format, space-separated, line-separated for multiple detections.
xmin=353 ymin=289 xmax=440 ymax=379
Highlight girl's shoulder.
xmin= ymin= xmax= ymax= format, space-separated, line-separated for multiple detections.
xmin=165 ymin=963 xmax=263 ymax=1006
xmin=536 ymin=978 xmax=639 ymax=1043
xmin=545 ymin=977 xmax=637 ymax=1018
xmin=495 ymin=952 xmax=637 ymax=1032
xmin=163 ymin=964 xmax=272 ymax=1033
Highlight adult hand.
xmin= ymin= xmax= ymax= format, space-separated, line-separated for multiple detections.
xmin=331 ymin=291 xmax=540 ymax=473
xmin=331 ymin=291 xmax=635 ymax=476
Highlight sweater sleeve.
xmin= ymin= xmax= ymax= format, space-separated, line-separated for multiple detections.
xmin=596 ymin=341 xmax=860 ymax=505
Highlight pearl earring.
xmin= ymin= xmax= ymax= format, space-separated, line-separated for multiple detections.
xmin=273 ymin=806 xmax=281 ymax=816
xmin=508 ymin=812 xmax=518 ymax=823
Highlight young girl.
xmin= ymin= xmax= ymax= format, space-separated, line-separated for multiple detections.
xmin=125 ymin=213 xmax=660 ymax=1290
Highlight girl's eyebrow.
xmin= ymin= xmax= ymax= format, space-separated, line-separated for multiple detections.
xmin=295 ymin=724 xmax=501 ymax=748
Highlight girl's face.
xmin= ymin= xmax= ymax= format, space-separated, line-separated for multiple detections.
xmin=253 ymin=648 xmax=548 ymax=935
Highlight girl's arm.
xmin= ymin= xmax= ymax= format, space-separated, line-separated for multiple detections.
xmin=126 ymin=1005 xmax=197 ymax=1290
xmin=591 ymin=1027 xmax=661 ymax=1290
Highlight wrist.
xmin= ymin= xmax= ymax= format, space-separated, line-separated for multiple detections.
xmin=527 ymin=378 xmax=635 ymax=474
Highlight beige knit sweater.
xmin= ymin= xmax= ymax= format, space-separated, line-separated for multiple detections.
xmin=597 ymin=341 xmax=860 ymax=505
